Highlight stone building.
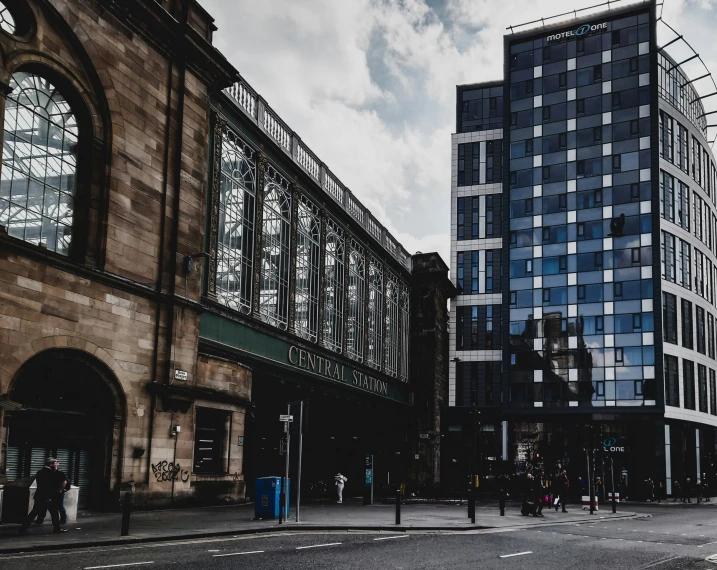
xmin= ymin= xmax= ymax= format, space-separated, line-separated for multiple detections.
xmin=0 ymin=0 xmax=448 ymax=510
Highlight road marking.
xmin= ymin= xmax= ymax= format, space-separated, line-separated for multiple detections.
xmin=374 ymin=536 xmax=409 ymax=541
xmin=207 ymin=550 xmax=219 ymax=552
xmin=296 ymin=543 xmax=342 ymax=550
xmin=499 ymin=551 xmax=533 ymax=558
xmin=85 ymin=562 xmax=154 ymax=570
xmin=213 ymin=551 xmax=264 ymax=557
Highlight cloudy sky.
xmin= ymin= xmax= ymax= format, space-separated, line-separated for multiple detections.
xmin=201 ymin=0 xmax=717 ymax=265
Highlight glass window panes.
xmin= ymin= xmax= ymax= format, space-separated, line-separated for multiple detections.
xmin=346 ymin=239 xmax=365 ymax=362
xmin=322 ymin=218 xmax=344 ymax=353
xmin=216 ymin=128 xmax=256 ymax=314
xmin=259 ymin=165 xmax=291 ymax=329
xmin=367 ymin=259 xmax=383 ymax=370
xmin=0 ymin=2 xmax=15 ymax=34
xmin=1 ymin=72 xmax=78 ymax=254
xmin=294 ymin=195 xmax=320 ymax=342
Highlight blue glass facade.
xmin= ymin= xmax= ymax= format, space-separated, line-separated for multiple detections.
xmin=504 ymin=7 xmax=659 ymax=411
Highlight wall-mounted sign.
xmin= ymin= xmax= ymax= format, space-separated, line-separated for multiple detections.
xmin=237 ymin=436 xmax=244 ymax=446
xmin=602 ymin=437 xmax=625 ymax=452
xmin=174 ymin=369 xmax=188 ymax=381
xmin=547 ymin=22 xmax=607 ymax=43
xmin=419 ymin=433 xmax=430 ymax=439
xmin=288 ymin=346 xmax=389 ymax=397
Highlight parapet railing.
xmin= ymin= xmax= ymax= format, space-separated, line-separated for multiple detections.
xmin=224 ymin=77 xmax=412 ymax=272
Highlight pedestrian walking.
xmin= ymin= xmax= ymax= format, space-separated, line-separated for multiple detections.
xmin=682 ymin=477 xmax=692 ymax=503
xmin=35 ymin=462 xmax=70 ymax=526
xmin=334 ymin=473 xmax=347 ymax=504
xmin=554 ymin=469 xmax=569 ymax=512
xmin=673 ymin=480 xmax=682 ymax=502
xmin=533 ymin=471 xmax=545 ymax=517
xmin=644 ymin=477 xmax=654 ymax=502
xmin=18 ymin=458 xmax=67 ymax=534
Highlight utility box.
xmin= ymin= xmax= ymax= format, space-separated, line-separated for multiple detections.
xmin=254 ymin=477 xmax=290 ymax=519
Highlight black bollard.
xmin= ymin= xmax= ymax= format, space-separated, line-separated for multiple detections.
xmin=612 ymin=491 xmax=616 ymax=514
xmin=499 ymin=488 xmax=506 ymax=516
xmin=470 ymin=490 xmax=476 ymax=524
xmin=395 ymin=489 xmax=401 ymax=525
xmin=120 ymin=492 xmax=132 ymax=536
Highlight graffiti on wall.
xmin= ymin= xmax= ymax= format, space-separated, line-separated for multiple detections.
xmin=151 ymin=461 xmax=190 ymax=483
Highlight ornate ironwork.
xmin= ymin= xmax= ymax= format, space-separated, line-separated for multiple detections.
xmin=251 ymin=153 xmax=267 ymax=319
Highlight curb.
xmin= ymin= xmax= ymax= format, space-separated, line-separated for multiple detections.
xmin=0 ymin=512 xmax=639 ymax=555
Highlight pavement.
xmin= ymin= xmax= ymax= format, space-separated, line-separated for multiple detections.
xmin=0 ymin=498 xmax=639 ymax=554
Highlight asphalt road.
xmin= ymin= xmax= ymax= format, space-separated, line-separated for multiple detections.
xmin=3 ymin=504 xmax=717 ymax=570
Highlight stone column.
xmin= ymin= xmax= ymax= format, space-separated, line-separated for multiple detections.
xmin=206 ymin=114 xmax=225 ymax=299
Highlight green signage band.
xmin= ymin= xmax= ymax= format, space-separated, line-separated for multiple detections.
xmin=199 ymin=312 xmax=408 ymax=404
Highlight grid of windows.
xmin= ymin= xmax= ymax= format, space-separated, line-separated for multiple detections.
xmin=456 ymin=305 xmax=502 ymax=350
xmin=323 ymin=218 xmax=345 ymax=353
xmin=384 ymin=272 xmax=400 ymax=378
xmin=507 ymin=11 xmax=654 ymax=408
xmin=367 ymin=259 xmax=383 ymax=370
xmin=216 ymin=128 xmax=256 ymax=314
xmin=457 ymin=249 xmax=501 ymax=294
xmin=294 ymin=196 xmax=321 ymax=342
xmin=259 ymin=166 xmax=292 ymax=329
xmin=458 ymin=85 xmax=503 ymax=133
xmin=346 ymin=240 xmax=365 ymax=362
xmin=711 ymin=369 xmax=717 ymax=415
xmin=399 ymin=284 xmax=410 ymax=382
xmin=457 ymin=195 xmax=501 ymax=240
xmin=682 ymin=299 xmax=693 ymax=350
xmin=455 ymin=361 xmax=500 ymax=406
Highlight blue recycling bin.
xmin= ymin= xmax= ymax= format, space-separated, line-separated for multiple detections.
xmin=255 ymin=477 xmax=290 ymax=519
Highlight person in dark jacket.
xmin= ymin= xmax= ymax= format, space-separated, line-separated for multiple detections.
xmin=35 ymin=463 xmax=70 ymax=525
xmin=672 ymin=480 xmax=682 ymax=502
xmin=18 ymin=458 xmax=67 ymax=534
xmin=554 ymin=469 xmax=569 ymax=512
xmin=682 ymin=478 xmax=692 ymax=503
xmin=534 ymin=471 xmax=545 ymax=517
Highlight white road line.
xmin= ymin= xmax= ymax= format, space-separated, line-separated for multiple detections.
xmin=85 ymin=561 xmax=154 ymax=570
xmin=296 ymin=543 xmax=342 ymax=550
xmin=499 ymin=551 xmax=533 ymax=558
xmin=374 ymin=536 xmax=409 ymax=541
xmin=213 ymin=551 xmax=264 ymax=557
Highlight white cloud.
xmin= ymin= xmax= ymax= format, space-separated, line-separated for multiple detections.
xmin=200 ymin=0 xmax=717 ymax=268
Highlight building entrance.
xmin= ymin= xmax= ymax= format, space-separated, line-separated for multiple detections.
xmin=244 ymin=371 xmax=410 ymax=501
xmin=5 ymin=349 xmax=124 ymax=510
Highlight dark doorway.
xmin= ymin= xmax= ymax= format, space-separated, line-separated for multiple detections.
xmin=6 ymin=350 xmax=123 ymax=511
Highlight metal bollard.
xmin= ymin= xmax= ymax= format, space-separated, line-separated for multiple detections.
xmin=499 ymin=488 xmax=506 ymax=516
xmin=120 ymin=492 xmax=132 ymax=536
xmin=395 ymin=489 xmax=401 ymax=525
xmin=470 ymin=491 xmax=476 ymax=524
xmin=612 ymin=491 xmax=617 ymax=514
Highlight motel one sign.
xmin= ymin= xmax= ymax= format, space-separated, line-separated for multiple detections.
xmin=287 ymin=345 xmax=389 ymax=397
xmin=547 ymin=22 xmax=608 ymax=43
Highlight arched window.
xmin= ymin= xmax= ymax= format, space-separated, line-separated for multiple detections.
xmin=0 ymin=2 xmax=15 ymax=35
xmin=1 ymin=72 xmax=78 ymax=255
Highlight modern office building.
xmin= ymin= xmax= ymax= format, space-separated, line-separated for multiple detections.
xmin=448 ymin=0 xmax=717 ymax=496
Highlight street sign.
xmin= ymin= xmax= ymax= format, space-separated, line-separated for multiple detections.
xmin=279 ymin=415 xmax=294 ymax=422
xmin=419 ymin=433 xmax=430 ymax=439
xmin=237 ymin=436 xmax=244 ymax=446
xmin=174 ymin=369 xmax=188 ymax=381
